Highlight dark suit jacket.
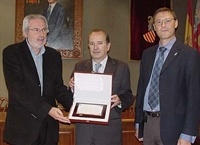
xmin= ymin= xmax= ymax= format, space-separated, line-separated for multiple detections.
xmin=2 ymin=40 xmax=73 ymax=145
xmin=70 ymin=56 xmax=133 ymax=145
xmin=43 ymin=3 xmax=67 ymax=47
xmin=135 ymin=40 xmax=200 ymax=145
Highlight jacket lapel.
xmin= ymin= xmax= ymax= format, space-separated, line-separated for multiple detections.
xmin=161 ymin=40 xmax=181 ymax=73
xmin=104 ymin=56 xmax=117 ymax=74
xmin=145 ymin=46 xmax=158 ymax=81
xmin=21 ymin=40 xmax=40 ymax=83
xmin=84 ymin=59 xmax=93 ymax=73
xmin=49 ymin=3 xmax=59 ymax=21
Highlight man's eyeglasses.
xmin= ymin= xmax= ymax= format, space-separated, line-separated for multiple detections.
xmin=28 ymin=28 xmax=49 ymax=34
xmin=154 ymin=18 xmax=176 ymax=26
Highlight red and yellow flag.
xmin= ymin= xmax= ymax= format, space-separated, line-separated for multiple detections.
xmin=184 ymin=0 xmax=194 ymax=47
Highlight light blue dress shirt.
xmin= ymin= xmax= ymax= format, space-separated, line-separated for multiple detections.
xmin=143 ymin=38 xmax=175 ymax=112
xmin=26 ymin=39 xmax=45 ymax=95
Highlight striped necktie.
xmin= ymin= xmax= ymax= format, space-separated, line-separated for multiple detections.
xmin=47 ymin=5 xmax=51 ymax=21
xmin=95 ymin=63 xmax=101 ymax=73
xmin=148 ymin=47 xmax=167 ymax=110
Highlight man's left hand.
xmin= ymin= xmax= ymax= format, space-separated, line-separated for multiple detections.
xmin=111 ymin=94 xmax=121 ymax=108
xmin=177 ymin=138 xmax=191 ymax=145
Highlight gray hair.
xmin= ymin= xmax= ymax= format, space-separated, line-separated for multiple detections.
xmin=22 ymin=14 xmax=48 ymax=37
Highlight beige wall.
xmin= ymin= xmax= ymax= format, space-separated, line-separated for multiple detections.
xmin=0 ymin=0 xmax=187 ymax=98
xmin=0 ymin=0 xmax=16 ymax=97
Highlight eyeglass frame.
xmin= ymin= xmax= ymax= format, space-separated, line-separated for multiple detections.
xmin=28 ymin=28 xmax=49 ymax=34
xmin=154 ymin=18 xmax=176 ymax=26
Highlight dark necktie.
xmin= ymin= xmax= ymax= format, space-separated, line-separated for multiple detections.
xmin=95 ymin=63 xmax=101 ymax=73
xmin=148 ymin=47 xmax=167 ymax=110
xmin=47 ymin=5 xmax=51 ymax=21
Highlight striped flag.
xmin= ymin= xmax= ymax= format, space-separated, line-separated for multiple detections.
xmin=194 ymin=0 xmax=200 ymax=52
xmin=184 ymin=0 xmax=194 ymax=47
xmin=143 ymin=30 xmax=156 ymax=43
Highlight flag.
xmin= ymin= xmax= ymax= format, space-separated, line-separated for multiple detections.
xmin=184 ymin=0 xmax=194 ymax=47
xmin=194 ymin=0 xmax=200 ymax=52
xmin=143 ymin=30 xmax=156 ymax=43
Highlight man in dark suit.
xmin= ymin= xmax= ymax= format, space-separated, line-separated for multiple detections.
xmin=68 ymin=29 xmax=133 ymax=145
xmin=135 ymin=7 xmax=200 ymax=145
xmin=2 ymin=14 xmax=73 ymax=145
xmin=43 ymin=0 xmax=72 ymax=50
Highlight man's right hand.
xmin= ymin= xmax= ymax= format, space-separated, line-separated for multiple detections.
xmin=48 ymin=107 xmax=71 ymax=123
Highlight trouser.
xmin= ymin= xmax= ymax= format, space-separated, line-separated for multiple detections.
xmin=143 ymin=114 xmax=163 ymax=145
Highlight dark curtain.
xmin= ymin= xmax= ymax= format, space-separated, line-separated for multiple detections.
xmin=130 ymin=0 xmax=171 ymax=60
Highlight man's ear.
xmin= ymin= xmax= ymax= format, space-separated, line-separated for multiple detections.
xmin=175 ymin=19 xmax=178 ymax=29
xmin=153 ymin=24 xmax=156 ymax=32
xmin=107 ymin=43 xmax=111 ymax=52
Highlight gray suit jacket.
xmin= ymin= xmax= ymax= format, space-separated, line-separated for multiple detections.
xmin=135 ymin=40 xmax=200 ymax=145
xmin=70 ymin=56 xmax=133 ymax=145
xmin=43 ymin=3 xmax=67 ymax=47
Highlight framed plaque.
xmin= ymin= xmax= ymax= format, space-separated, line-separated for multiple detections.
xmin=68 ymin=72 xmax=112 ymax=124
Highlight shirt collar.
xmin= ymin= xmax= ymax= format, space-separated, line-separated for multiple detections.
xmin=158 ymin=37 xmax=176 ymax=52
xmin=49 ymin=2 xmax=57 ymax=10
xmin=92 ymin=55 xmax=108 ymax=67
